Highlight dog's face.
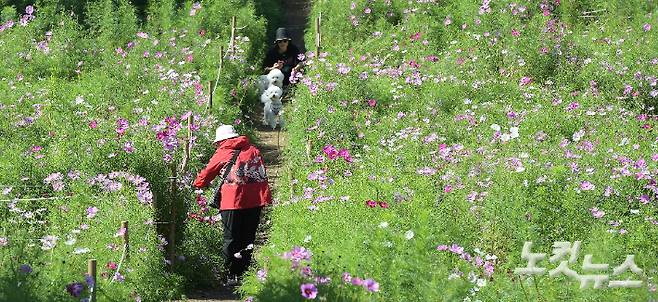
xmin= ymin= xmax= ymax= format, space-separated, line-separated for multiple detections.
xmin=264 ymin=86 xmax=283 ymax=102
xmin=267 ymin=69 xmax=284 ymax=88
xmin=269 ymin=98 xmax=283 ymax=115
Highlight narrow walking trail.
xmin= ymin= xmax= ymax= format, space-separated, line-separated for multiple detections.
xmin=179 ymin=1 xmax=310 ymax=301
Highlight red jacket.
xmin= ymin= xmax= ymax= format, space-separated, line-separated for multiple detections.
xmin=193 ymin=136 xmax=272 ymax=210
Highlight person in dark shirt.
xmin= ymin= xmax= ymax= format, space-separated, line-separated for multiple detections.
xmin=262 ymin=27 xmax=304 ymax=86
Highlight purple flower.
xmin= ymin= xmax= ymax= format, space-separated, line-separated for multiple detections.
xmin=19 ymin=264 xmax=32 ymax=274
xmin=300 ymin=283 xmax=318 ymax=299
xmin=257 ymin=269 xmax=267 ymax=282
xmin=0 ymin=237 xmax=7 ymax=247
xmin=66 ymin=282 xmax=84 ymax=297
xmin=342 ymin=272 xmax=352 ymax=283
xmin=351 ymin=277 xmax=363 ymax=286
xmin=322 ymin=145 xmax=338 ymax=160
xmin=448 ymin=244 xmax=464 ymax=255
xmin=301 ymin=266 xmax=313 ymax=278
xmin=417 ymin=167 xmax=437 ymax=176
xmin=112 ymin=272 xmax=125 ymax=282
xmin=589 ymin=207 xmax=605 ymax=219
xmin=580 ymin=181 xmax=595 ymax=191
xmin=519 ymin=76 xmax=532 ymax=86
xmin=643 ymin=23 xmax=651 ymax=32
xmin=336 ymin=63 xmax=351 ymax=75
xmin=123 ymin=141 xmax=135 ymax=153
xmin=86 ymin=207 xmax=98 ymax=219
xmin=363 ymin=279 xmax=380 ymax=292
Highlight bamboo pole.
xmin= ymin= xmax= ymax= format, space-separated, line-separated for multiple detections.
xmin=168 ymin=173 xmax=177 ymax=267
xmin=88 ymin=259 xmax=97 ymax=302
xmin=230 ymin=16 xmax=237 ymax=55
xmin=219 ymin=45 xmax=224 ymax=68
xmin=207 ymin=80 xmax=214 ymax=110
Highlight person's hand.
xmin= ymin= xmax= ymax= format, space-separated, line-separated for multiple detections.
xmin=292 ymin=63 xmax=304 ymax=73
xmin=273 ymin=61 xmax=283 ymax=70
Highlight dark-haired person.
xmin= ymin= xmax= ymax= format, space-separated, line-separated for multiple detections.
xmin=263 ymin=27 xmax=304 ymax=86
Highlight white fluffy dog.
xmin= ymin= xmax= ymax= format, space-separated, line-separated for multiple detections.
xmin=261 ymin=85 xmax=284 ymax=129
xmin=257 ymin=68 xmax=284 ymax=94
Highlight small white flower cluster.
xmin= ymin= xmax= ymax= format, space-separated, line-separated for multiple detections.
xmin=490 ymin=124 xmax=520 ymax=142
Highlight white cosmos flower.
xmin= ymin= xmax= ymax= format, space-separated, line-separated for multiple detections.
xmin=490 ymin=124 xmax=501 ymax=132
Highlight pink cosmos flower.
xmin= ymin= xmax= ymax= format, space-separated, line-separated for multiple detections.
xmin=449 ymin=244 xmax=464 ymax=254
xmin=511 ymin=28 xmax=520 ymax=37
xmin=322 ymin=145 xmax=339 ymax=159
xmin=519 ymin=76 xmax=532 ymax=86
xmin=363 ymin=279 xmax=380 ymax=292
xmin=444 ymin=16 xmax=452 ymax=26
xmin=257 ymin=269 xmax=267 ymax=282
xmin=106 ymin=261 xmax=118 ymax=270
xmin=115 ymin=227 xmax=126 ymax=238
xmin=367 ymin=99 xmax=377 ymax=107
xmin=443 ymin=185 xmax=453 ymax=193
xmin=342 ymin=272 xmax=352 ymax=283
xmin=580 ymin=181 xmax=595 ymax=191
xmin=300 ymin=283 xmax=318 ymax=299
xmin=366 ymin=200 xmax=377 ymax=208
xmin=86 ymin=207 xmax=98 ymax=219
xmin=589 ymin=207 xmax=605 ymax=218
xmin=351 ymin=277 xmax=363 ymax=286
xmin=643 ymin=24 xmax=651 ymax=32
xmin=436 ymin=245 xmax=448 ymax=251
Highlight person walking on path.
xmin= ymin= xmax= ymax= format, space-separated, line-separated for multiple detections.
xmin=263 ymin=27 xmax=304 ymax=86
xmin=193 ymin=124 xmax=272 ymax=286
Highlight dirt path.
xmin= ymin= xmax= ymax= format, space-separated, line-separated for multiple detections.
xmin=179 ymin=1 xmax=309 ymax=301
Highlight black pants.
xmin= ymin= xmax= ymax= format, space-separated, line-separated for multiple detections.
xmin=220 ymin=206 xmax=262 ymax=277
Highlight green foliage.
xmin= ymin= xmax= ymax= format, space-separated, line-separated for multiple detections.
xmin=0 ymin=0 xmax=280 ymax=300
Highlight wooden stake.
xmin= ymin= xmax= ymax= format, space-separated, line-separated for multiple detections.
xmin=315 ymin=15 xmax=321 ymax=56
xmin=88 ymin=259 xmax=97 ymax=302
xmin=230 ymin=16 xmax=237 ymax=54
xmin=121 ymin=221 xmax=129 ymax=260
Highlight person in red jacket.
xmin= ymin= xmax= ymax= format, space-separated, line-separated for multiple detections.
xmin=193 ymin=124 xmax=272 ymax=286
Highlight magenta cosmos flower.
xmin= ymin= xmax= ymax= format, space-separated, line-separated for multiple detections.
xmin=300 ymin=283 xmax=318 ymax=299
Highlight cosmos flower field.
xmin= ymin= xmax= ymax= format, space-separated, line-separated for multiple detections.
xmin=240 ymin=1 xmax=658 ymax=301
xmin=1 ymin=0 xmax=657 ymax=302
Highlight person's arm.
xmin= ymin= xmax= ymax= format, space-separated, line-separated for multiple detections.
xmin=193 ymin=151 xmax=227 ymax=188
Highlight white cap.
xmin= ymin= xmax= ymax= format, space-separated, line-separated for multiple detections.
xmin=213 ymin=124 xmax=239 ymax=145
